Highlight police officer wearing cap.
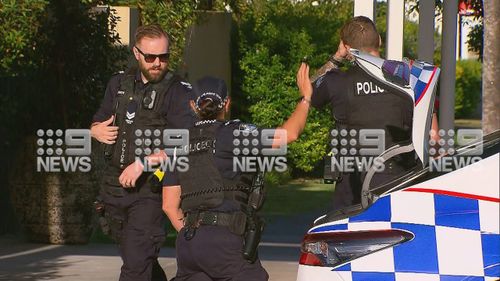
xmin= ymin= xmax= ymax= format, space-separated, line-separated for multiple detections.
xmin=162 ymin=65 xmax=312 ymax=281
xmin=311 ymin=16 xmax=438 ymax=211
xmin=90 ymin=24 xmax=195 ymax=281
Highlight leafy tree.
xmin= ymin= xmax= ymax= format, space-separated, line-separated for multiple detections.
xmin=455 ymin=60 xmax=481 ymax=118
xmin=410 ymin=0 xmax=483 ymax=60
xmin=137 ymin=0 xmax=198 ymax=70
xmin=482 ymin=0 xmax=499 ymax=133
xmin=0 ymin=0 xmax=48 ymax=76
xmin=112 ymin=0 xmax=200 ymax=70
xmin=0 ymin=0 xmax=127 ymax=235
xmin=1 ymin=0 xmax=127 ymax=140
xmin=462 ymin=0 xmax=483 ymax=59
xmin=231 ymin=0 xmax=353 ymax=172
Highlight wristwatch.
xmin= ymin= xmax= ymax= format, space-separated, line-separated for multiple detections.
xmin=297 ymin=96 xmax=311 ymax=105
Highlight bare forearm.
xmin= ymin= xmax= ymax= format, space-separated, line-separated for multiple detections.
xmin=279 ymin=100 xmax=311 ymax=144
xmin=162 ymin=186 xmax=183 ymax=231
xmin=431 ymin=113 xmax=440 ymax=141
xmin=275 ymin=63 xmax=313 ymax=146
xmin=165 ymin=207 xmax=184 ymax=232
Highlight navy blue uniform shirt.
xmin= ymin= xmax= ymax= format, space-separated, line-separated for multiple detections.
xmin=93 ymin=69 xmax=196 ymax=130
xmin=163 ymin=120 xmax=263 ymax=186
xmin=163 ymin=120 xmax=264 ymax=212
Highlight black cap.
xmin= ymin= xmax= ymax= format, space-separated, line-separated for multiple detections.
xmin=191 ymin=76 xmax=228 ymax=111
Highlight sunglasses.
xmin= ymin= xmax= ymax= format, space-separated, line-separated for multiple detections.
xmin=135 ymin=46 xmax=170 ymax=63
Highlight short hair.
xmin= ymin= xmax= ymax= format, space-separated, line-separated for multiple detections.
xmin=340 ymin=16 xmax=380 ymax=51
xmin=135 ymin=24 xmax=170 ymax=47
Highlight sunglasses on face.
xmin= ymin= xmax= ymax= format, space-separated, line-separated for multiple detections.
xmin=135 ymin=46 xmax=170 ymax=63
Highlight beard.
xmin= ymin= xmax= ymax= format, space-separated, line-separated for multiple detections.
xmin=138 ymin=62 xmax=168 ymax=83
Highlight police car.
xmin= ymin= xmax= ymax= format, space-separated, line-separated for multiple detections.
xmin=296 ymin=51 xmax=499 ymax=281
xmin=297 ymin=131 xmax=499 ymax=281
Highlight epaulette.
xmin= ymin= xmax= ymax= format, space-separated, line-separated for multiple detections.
xmin=314 ymin=74 xmax=326 ymax=88
xmin=224 ymin=119 xmax=258 ymax=134
xmin=314 ymin=67 xmax=343 ymax=88
xmin=238 ymin=122 xmax=258 ymax=133
xmin=224 ymin=119 xmax=241 ymax=126
xmin=180 ymin=81 xmax=192 ymax=90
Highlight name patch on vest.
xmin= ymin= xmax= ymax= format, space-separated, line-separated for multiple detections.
xmin=189 ymin=139 xmax=215 ymax=153
xmin=355 ymin=81 xmax=385 ymax=95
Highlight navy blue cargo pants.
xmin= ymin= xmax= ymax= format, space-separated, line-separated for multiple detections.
xmin=174 ymin=225 xmax=268 ymax=281
xmin=101 ymin=172 xmax=168 ymax=281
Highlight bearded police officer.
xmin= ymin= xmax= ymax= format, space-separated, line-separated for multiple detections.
xmin=90 ymin=24 xmax=195 ymax=281
xmin=162 ymin=66 xmax=312 ymax=281
xmin=311 ymin=16 xmax=438 ymax=211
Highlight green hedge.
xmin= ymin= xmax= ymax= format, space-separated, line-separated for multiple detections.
xmin=455 ymin=60 xmax=482 ymax=119
xmin=232 ymin=0 xmax=353 ymax=173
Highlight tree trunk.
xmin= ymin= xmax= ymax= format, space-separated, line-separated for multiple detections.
xmin=482 ymin=0 xmax=500 ymax=134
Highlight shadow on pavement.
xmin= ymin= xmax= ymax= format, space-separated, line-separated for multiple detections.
xmin=0 ymin=209 xmax=321 ymax=279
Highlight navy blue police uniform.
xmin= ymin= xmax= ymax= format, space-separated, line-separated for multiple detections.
xmin=163 ymin=119 xmax=269 ymax=281
xmin=93 ymin=68 xmax=196 ymax=281
xmin=312 ymin=64 xmax=415 ymax=211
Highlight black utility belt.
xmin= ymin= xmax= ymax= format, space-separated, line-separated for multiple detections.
xmin=184 ymin=210 xmax=247 ymax=236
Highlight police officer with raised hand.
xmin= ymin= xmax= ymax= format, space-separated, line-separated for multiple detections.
xmin=90 ymin=24 xmax=195 ymax=281
xmin=162 ymin=64 xmax=312 ymax=281
xmin=312 ymin=16 xmax=438 ymax=211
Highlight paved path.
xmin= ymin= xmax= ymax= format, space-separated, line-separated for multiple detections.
xmin=0 ymin=212 xmax=322 ymax=281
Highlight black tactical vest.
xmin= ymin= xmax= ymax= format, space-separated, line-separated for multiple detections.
xmin=109 ymin=68 xmax=178 ymax=169
xmin=179 ymin=121 xmax=254 ymax=212
xmin=338 ymin=65 xmax=413 ymax=149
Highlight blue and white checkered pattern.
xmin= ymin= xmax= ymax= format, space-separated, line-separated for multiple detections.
xmin=309 ymin=191 xmax=500 ymax=281
xmin=410 ymin=62 xmax=438 ymax=105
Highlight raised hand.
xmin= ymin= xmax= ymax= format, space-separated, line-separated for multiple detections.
xmin=297 ymin=63 xmax=312 ymax=100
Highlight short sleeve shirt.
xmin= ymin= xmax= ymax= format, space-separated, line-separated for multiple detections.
xmin=311 ymin=67 xmax=351 ymax=122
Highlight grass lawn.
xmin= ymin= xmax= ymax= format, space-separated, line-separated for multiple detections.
xmin=455 ymin=119 xmax=481 ymax=129
xmin=261 ymin=179 xmax=334 ymax=216
xmin=90 ymin=179 xmax=334 ymax=245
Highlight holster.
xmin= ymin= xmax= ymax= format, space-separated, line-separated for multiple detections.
xmin=324 ymin=155 xmax=342 ymax=184
xmin=248 ymin=172 xmax=265 ymax=210
xmin=242 ymin=215 xmax=265 ymax=263
xmin=148 ymin=172 xmax=163 ymax=194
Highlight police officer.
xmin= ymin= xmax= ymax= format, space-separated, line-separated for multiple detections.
xmin=90 ymin=24 xmax=195 ymax=281
xmin=162 ymin=67 xmax=312 ymax=281
xmin=311 ymin=16 xmax=438 ymax=211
